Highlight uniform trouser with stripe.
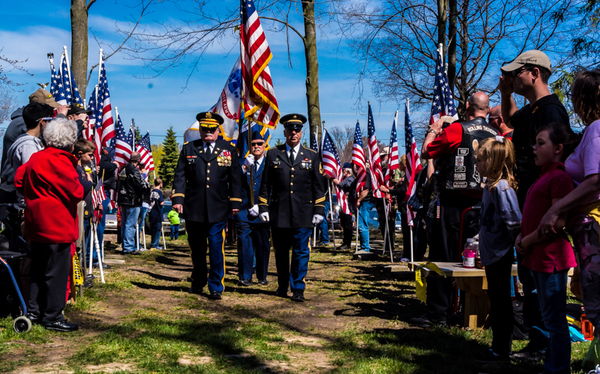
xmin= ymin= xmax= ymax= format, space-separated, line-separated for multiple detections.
xmin=271 ymin=227 xmax=311 ymax=292
xmin=236 ymin=220 xmax=270 ymax=282
xmin=186 ymin=220 xmax=226 ymax=293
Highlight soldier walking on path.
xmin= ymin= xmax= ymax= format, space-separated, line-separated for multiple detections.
xmin=172 ymin=112 xmax=242 ymax=300
xmin=258 ymin=114 xmax=326 ymax=302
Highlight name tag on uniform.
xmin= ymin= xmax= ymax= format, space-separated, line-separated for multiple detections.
xmin=186 ymin=156 xmax=197 ymax=165
xmin=300 ymin=158 xmax=312 ymax=170
xmin=272 ymin=159 xmax=281 ymax=168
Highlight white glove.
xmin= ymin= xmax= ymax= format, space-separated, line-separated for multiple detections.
xmin=312 ymin=214 xmax=324 ymax=225
xmin=243 ymin=154 xmax=255 ymax=169
xmin=259 ymin=212 xmax=270 ymax=222
xmin=248 ymin=204 xmax=259 ymax=217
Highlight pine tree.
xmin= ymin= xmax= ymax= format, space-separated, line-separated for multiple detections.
xmin=159 ymin=126 xmax=179 ymax=189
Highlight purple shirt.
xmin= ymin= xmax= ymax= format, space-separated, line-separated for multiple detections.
xmin=565 ymin=119 xmax=600 ymax=193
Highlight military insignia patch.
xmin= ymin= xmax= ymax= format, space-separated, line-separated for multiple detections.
xmin=319 ymin=162 xmax=323 ymax=174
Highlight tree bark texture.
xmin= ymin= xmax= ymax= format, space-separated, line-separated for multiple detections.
xmin=302 ymin=0 xmax=322 ymax=141
xmin=448 ymin=0 xmax=457 ymax=97
xmin=71 ymin=0 xmax=89 ymax=99
xmin=437 ymin=0 xmax=447 ymax=52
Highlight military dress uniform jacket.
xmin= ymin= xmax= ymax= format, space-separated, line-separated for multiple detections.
xmin=258 ymin=144 xmax=326 ymax=228
xmin=172 ymin=139 xmax=242 ymax=223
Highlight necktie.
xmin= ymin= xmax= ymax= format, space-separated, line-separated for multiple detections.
xmin=289 ymin=148 xmax=295 ymax=164
xmin=253 ymin=162 xmax=258 ymax=175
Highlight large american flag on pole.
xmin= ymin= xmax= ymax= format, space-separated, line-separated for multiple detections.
xmin=351 ymin=121 xmax=367 ymax=201
xmin=241 ymin=0 xmax=280 ymax=129
xmin=59 ymin=48 xmax=84 ymax=107
xmin=114 ymin=113 xmax=133 ymax=168
xmin=430 ymin=49 xmax=458 ymax=124
xmin=98 ymin=59 xmax=115 ymax=148
xmin=136 ymin=132 xmax=155 ymax=172
xmin=384 ymin=111 xmax=399 ymax=188
xmin=321 ymin=130 xmax=350 ymax=215
xmin=404 ymin=99 xmax=423 ymax=225
xmin=367 ymin=103 xmax=385 ymax=199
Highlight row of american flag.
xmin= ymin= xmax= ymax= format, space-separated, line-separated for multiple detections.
xmin=48 ymin=47 xmax=155 ymax=213
xmin=317 ymin=48 xmax=458 ymax=226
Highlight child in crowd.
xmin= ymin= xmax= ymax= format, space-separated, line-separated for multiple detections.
xmin=475 ymin=136 xmax=522 ymax=362
xmin=149 ymin=178 xmax=164 ymax=249
xmin=168 ymin=206 xmax=180 ymax=240
xmin=74 ymin=139 xmax=106 ymax=268
xmin=516 ymin=122 xmax=578 ymax=374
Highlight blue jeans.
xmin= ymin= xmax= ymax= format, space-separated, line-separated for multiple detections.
xmin=121 ymin=206 xmax=141 ymax=253
xmin=532 ymin=269 xmax=571 ymax=374
xmin=170 ymin=225 xmax=179 ymax=239
xmin=84 ymin=218 xmax=97 ymax=263
xmin=138 ymin=207 xmax=148 ymax=238
xmin=150 ymin=221 xmax=162 ymax=248
xmin=358 ymin=200 xmax=374 ymax=251
xmin=317 ymin=201 xmax=330 ymax=243
xmin=96 ymin=197 xmax=110 ymax=252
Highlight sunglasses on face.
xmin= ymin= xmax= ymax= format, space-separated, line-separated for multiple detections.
xmin=201 ymin=127 xmax=217 ymax=133
xmin=512 ymin=67 xmax=532 ymax=77
xmin=251 ymin=142 xmax=264 ymax=147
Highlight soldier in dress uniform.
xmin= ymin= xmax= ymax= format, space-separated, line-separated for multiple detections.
xmin=235 ymin=126 xmax=271 ymax=286
xmin=172 ymin=112 xmax=242 ymax=300
xmin=258 ymin=113 xmax=326 ymax=302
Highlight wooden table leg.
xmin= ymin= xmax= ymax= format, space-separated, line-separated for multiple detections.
xmin=456 ymin=277 xmax=490 ymax=329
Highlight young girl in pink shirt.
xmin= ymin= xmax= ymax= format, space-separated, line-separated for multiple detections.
xmin=516 ymin=122 xmax=579 ymax=374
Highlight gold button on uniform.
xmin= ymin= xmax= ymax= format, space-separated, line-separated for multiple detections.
xmin=207 ymin=170 xmax=210 ymax=173
xmin=291 ymin=168 xmax=294 ymax=171
xmin=207 ymin=177 xmax=210 ymax=181
xmin=290 ymin=182 xmax=293 ymax=186
xmin=291 ymin=191 xmax=294 ymax=194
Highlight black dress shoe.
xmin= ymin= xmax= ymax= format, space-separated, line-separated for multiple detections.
xmin=237 ymin=279 xmax=253 ymax=287
xmin=43 ymin=320 xmax=79 ymax=332
xmin=257 ymin=279 xmax=268 ymax=286
xmin=208 ymin=291 xmax=222 ymax=300
xmin=27 ymin=313 xmax=41 ymax=324
xmin=190 ymin=286 xmax=203 ymax=295
xmin=339 ymin=244 xmax=351 ymax=250
xmin=291 ymin=291 xmax=305 ymax=302
xmin=275 ymin=288 xmax=288 ymax=298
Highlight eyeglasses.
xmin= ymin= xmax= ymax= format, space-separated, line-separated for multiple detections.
xmin=201 ymin=127 xmax=217 ymax=133
xmin=37 ymin=117 xmax=53 ymax=122
xmin=251 ymin=142 xmax=264 ymax=147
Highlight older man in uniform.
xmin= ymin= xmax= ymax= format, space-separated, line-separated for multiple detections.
xmin=172 ymin=112 xmax=242 ymax=300
xmin=236 ymin=126 xmax=271 ymax=286
xmin=258 ymin=114 xmax=325 ymax=302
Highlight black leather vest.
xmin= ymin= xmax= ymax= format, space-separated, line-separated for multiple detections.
xmin=440 ymin=117 xmax=499 ymax=192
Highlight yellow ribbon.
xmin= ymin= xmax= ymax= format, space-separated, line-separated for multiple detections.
xmin=415 ymin=262 xmax=447 ymax=303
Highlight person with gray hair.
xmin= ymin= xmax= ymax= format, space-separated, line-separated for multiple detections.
xmin=14 ymin=116 xmax=82 ymax=332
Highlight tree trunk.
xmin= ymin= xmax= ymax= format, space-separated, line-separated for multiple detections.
xmin=456 ymin=0 xmax=470 ymax=118
xmin=302 ymin=0 xmax=322 ymax=141
xmin=437 ymin=0 xmax=447 ymax=52
xmin=447 ymin=0 xmax=457 ymax=95
xmin=71 ymin=0 xmax=89 ymax=99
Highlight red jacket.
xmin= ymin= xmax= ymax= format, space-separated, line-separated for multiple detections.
xmin=14 ymin=147 xmax=83 ymax=243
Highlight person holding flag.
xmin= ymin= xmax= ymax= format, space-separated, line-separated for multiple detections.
xmin=235 ymin=126 xmax=271 ymax=287
xmin=349 ymin=121 xmax=373 ymax=253
xmin=413 ymin=91 xmax=498 ymax=328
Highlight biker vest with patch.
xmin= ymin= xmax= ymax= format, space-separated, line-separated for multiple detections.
xmin=440 ymin=117 xmax=499 ymax=192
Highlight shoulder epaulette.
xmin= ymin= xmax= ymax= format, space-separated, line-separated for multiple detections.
xmin=305 ymin=147 xmax=317 ymax=154
xmin=184 ymin=141 xmax=189 ymax=145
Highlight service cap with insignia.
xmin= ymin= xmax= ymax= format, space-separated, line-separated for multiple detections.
xmin=280 ymin=113 xmax=307 ymax=131
xmin=196 ymin=111 xmax=224 ymax=129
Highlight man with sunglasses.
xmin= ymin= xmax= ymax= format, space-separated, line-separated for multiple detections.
xmin=235 ymin=126 xmax=271 ymax=287
xmin=172 ymin=112 xmax=242 ymax=300
xmin=499 ymin=50 xmax=569 ymax=362
xmin=258 ymin=114 xmax=326 ymax=302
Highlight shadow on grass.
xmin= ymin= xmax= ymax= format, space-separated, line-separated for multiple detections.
xmin=133 ymin=269 xmax=183 ymax=282
xmin=130 ymin=281 xmax=188 ymax=292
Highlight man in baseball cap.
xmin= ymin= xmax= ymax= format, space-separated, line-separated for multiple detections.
xmin=499 ymin=49 xmax=569 ymax=361
xmin=29 ymin=88 xmax=61 ymax=108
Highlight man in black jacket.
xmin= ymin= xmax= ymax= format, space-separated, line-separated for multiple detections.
xmin=258 ymin=114 xmax=326 ymax=302
xmin=172 ymin=112 xmax=242 ymax=300
xmin=117 ymin=152 xmax=149 ymax=254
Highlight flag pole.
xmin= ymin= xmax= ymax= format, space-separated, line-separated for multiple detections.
xmin=328 ymin=180 xmax=336 ymax=252
xmin=240 ymin=0 xmax=254 ymax=207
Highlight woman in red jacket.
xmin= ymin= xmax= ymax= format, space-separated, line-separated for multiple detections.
xmin=14 ymin=117 xmax=83 ymax=332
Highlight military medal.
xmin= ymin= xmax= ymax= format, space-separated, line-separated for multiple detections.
xmin=217 ymin=150 xmax=232 ymax=167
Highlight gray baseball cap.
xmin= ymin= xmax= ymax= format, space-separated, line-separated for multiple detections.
xmin=501 ymin=50 xmax=552 ymax=74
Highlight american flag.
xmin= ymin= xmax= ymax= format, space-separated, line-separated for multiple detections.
xmin=404 ymin=99 xmax=423 ymax=225
xmin=48 ymin=56 xmax=61 ymax=103
xmin=430 ymin=49 xmax=458 ymax=124
xmin=241 ymin=0 xmax=280 ymax=129
xmin=136 ymin=132 xmax=155 ymax=172
xmin=91 ymin=182 xmax=107 ymax=220
xmin=367 ymin=103 xmax=385 ymax=199
xmin=351 ymin=121 xmax=367 ymax=202
xmin=321 ymin=130 xmax=350 ymax=215
xmin=59 ymin=50 xmax=84 ymax=106
xmin=114 ymin=114 xmax=133 ymax=168
xmin=97 ymin=60 xmax=115 ymax=148
xmin=384 ymin=111 xmax=399 ymax=188
xmin=310 ymin=131 xmax=319 ymax=152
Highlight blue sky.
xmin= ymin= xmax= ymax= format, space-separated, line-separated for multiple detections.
xmin=1 ymin=0 xmax=435 ymax=151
